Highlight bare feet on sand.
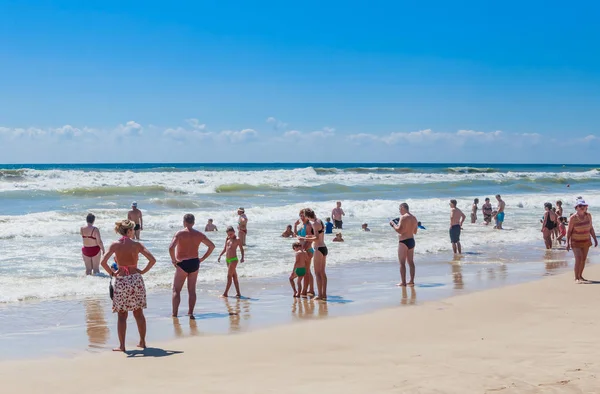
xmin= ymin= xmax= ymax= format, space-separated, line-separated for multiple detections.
xmin=113 ymin=346 xmax=125 ymax=352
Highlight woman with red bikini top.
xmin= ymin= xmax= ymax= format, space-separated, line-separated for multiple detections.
xmin=80 ymin=213 xmax=105 ymax=275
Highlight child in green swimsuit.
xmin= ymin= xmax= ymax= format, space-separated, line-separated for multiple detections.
xmin=290 ymin=242 xmax=307 ymax=297
xmin=218 ymin=226 xmax=245 ymax=298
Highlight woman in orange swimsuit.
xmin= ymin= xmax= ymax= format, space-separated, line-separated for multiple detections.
xmin=566 ymin=199 xmax=598 ymax=283
xmin=80 ymin=213 xmax=105 ymax=275
xmin=100 ymin=219 xmax=157 ymax=351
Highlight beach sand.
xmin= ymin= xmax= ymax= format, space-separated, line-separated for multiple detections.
xmin=2 ymin=262 xmax=599 ymax=393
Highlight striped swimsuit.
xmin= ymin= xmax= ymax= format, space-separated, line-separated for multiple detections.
xmin=570 ymin=213 xmax=592 ymax=248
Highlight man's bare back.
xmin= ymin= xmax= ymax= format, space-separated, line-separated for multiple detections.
xmin=172 ymin=228 xmax=207 ymax=261
xmin=450 ymin=208 xmax=465 ymax=226
xmin=128 ymin=209 xmax=142 ymax=225
xmin=397 ymin=213 xmax=418 ymax=240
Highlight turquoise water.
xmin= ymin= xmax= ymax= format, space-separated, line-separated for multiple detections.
xmin=0 ymin=163 xmax=598 ymax=303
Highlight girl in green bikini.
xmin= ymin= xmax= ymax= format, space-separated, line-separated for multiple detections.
xmin=218 ymin=226 xmax=245 ymax=298
xmin=289 ymin=242 xmax=307 ymax=297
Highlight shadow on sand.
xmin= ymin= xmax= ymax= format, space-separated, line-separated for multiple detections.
xmin=125 ymin=347 xmax=183 ymax=358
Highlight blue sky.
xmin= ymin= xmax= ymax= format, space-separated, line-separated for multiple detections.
xmin=1 ymin=0 xmax=599 ymax=163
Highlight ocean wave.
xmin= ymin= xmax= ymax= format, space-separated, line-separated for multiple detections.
xmin=445 ymin=167 xmax=498 ymax=174
xmin=344 ymin=167 xmax=414 ymax=174
xmin=59 ymin=185 xmax=184 ymax=196
xmin=0 ymin=169 xmax=28 ymax=181
xmin=215 ymin=183 xmax=287 ymax=193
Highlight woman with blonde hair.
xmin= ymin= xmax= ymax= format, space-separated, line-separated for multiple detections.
xmin=298 ymin=208 xmax=328 ymax=300
xmin=100 ymin=219 xmax=156 ymax=351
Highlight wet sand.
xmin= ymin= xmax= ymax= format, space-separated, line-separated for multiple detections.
xmin=1 ymin=253 xmax=599 ymax=393
xmin=0 ymin=244 xmax=577 ymax=360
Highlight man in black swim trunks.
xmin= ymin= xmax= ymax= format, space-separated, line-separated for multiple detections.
xmin=390 ymin=203 xmax=418 ymax=287
xmin=449 ymin=199 xmax=466 ymax=254
xmin=169 ymin=214 xmax=215 ymax=318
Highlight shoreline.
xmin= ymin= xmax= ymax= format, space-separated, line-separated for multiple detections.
xmin=1 ymin=256 xmax=599 ymax=392
xmin=0 ymin=244 xmax=589 ymax=361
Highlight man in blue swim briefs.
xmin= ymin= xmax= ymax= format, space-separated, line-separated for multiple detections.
xmin=495 ymin=194 xmax=506 ymax=229
xmin=449 ymin=199 xmax=466 ymax=255
xmin=390 ymin=203 xmax=418 ymax=287
xmin=169 ymin=214 xmax=216 ymax=318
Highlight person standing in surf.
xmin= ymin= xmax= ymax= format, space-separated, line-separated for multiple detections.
xmin=495 ymin=195 xmax=505 ymax=229
xmin=81 ymin=213 xmax=105 ymax=275
xmin=567 ymin=199 xmax=597 ymax=283
xmin=299 ymin=208 xmax=328 ymax=300
xmin=482 ymin=198 xmax=493 ymax=225
xmin=541 ymin=203 xmax=558 ymax=250
xmin=218 ymin=226 xmax=245 ymax=297
xmin=169 ymin=214 xmax=216 ymax=318
xmin=100 ymin=220 xmax=157 ymax=352
xmin=237 ymin=208 xmax=248 ymax=246
xmin=331 ymin=201 xmax=345 ymax=229
xmin=390 ymin=203 xmax=418 ymax=287
xmin=294 ymin=209 xmax=315 ymax=297
xmin=449 ymin=200 xmax=466 ymax=255
xmin=471 ymin=198 xmax=479 ymax=224
xmin=127 ymin=202 xmax=143 ymax=240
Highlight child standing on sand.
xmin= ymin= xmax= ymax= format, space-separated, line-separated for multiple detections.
xmin=290 ymin=242 xmax=307 ymax=297
xmin=218 ymin=226 xmax=245 ymax=298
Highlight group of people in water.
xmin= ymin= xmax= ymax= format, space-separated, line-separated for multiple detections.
xmin=79 ymin=197 xmax=597 ymax=351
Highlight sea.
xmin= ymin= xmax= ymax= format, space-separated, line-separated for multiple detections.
xmin=0 ymin=163 xmax=598 ymax=358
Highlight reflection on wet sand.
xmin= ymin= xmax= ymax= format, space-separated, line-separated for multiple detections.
xmin=291 ymin=298 xmax=327 ymax=320
xmin=84 ymin=298 xmax=109 ymax=349
xmin=172 ymin=317 xmax=201 ymax=338
xmin=544 ymin=250 xmax=569 ymax=274
xmin=400 ymin=286 xmax=416 ymax=305
xmin=451 ymin=263 xmax=464 ymax=290
xmin=224 ymin=297 xmax=242 ymax=332
xmin=317 ymin=300 xmax=328 ymax=318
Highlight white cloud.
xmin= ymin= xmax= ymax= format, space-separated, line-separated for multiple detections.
xmin=349 ymin=129 xmax=505 ymax=145
xmin=0 ymin=125 xmax=95 ymax=139
xmin=163 ymin=127 xmax=214 ymax=141
xmin=219 ymin=128 xmax=258 ymax=143
xmin=283 ymin=127 xmax=335 ymax=140
xmin=185 ymin=118 xmax=206 ymax=130
xmin=582 ymin=134 xmax=600 ymax=142
xmin=115 ymin=121 xmax=143 ymax=136
xmin=266 ymin=116 xmax=288 ymax=130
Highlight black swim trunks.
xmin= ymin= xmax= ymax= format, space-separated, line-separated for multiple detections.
xmin=333 ymin=220 xmax=343 ymax=229
xmin=399 ymin=238 xmax=416 ymax=250
xmin=134 ymin=224 xmax=141 ymax=231
xmin=177 ymin=258 xmax=200 ymax=274
xmin=317 ymin=246 xmax=329 ymax=256
xmin=449 ymin=225 xmax=461 ymax=243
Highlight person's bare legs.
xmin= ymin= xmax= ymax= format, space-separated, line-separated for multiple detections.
xmin=313 ymin=252 xmax=326 ymax=299
xmin=134 ymin=229 xmax=140 ymax=240
xmin=579 ymin=246 xmax=591 ymax=281
xmin=91 ymin=253 xmax=101 ymax=275
xmin=289 ymin=273 xmax=298 ymax=296
xmin=239 ymin=231 xmax=246 ymax=246
xmin=452 ymin=242 xmax=457 ymax=254
xmin=172 ymin=268 xmax=187 ymax=317
xmin=114 ymin=311 xmax=128 ymax=351
xmin=233 ymin=272 xmax=241 ymax=297
xmin=186 ymin=270 xmax=199 ymax=317
xmin=457 ymin=241 xmax=462 ymax=255
xmin=407 ymin=247 xmax=416 ymax=286
xmin=397 ymin=243 xmax=408 ymax=286
xmin=573 ymin=247 xmax=584 ymax=281
xmin=297 ymin=276 xmax=304 ymax=297
xmin=132 ymin=308 xmax=147 ymax=348
xmin=301 ymin=252 xmax=315 ymax=296
xmin=542 ymin=229 xmax=552 ymax=249
xmin=321 ymin=256 xmax=328 ymax=299
xmin=83 ymin=255 xmax=93 ymax=275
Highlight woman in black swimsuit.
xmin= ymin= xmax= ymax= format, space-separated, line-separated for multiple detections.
xmin=299 ymin=208 xmax=328 ymax=300
xmin=541 ymin=202 xmax=557 ymax=249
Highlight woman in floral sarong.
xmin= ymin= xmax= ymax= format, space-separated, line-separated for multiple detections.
xmin=101 ymin=219 xmax=156 ymax=351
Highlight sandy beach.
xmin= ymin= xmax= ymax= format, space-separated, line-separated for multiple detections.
xmin=2 ymin=260 xmax=599 ymax=393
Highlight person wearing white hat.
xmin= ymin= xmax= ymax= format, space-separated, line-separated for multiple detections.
xmin=127 ymin=201 xmax=143 ymax=240
xmin=566 ymin=199 xmax=597 ymax=283
xmin=237 ymin=207 xmax=248 ymax=246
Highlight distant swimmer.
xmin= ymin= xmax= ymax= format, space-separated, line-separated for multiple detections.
xmin=495 ymin=194 xmax=505 ymax=229
xmin=281 ymin=225 xmax=294 ymax=238
xmin=567 ymin=199 xmax=598 ymax=283
xmin=541 ymin=203 xmax=558 ymax=250
xmin=325 ymin=217 xmax=334 ymax=234
xmin=205 ymin=219 xmax=218 ymax=232
xmin=390 ymin=203 xmax=418 ymax=287
xmin=100 ymin=220 xmax=157 ymax=352
xmin=482 ymin=198 xmax=493 ymax=225
xmin=417 ymin=222 xmax=426 ymax=230
xmin=237 ymin=207 xmax=248 ymax=246
xmin=289 ymin=242 xmax=307 ymax=297
xmin=127 ymin=201 xmax=143 ymax=240
xmin=333 ymin=232 xmax=345 ymax=242
xmin=471 ymin=198 xmax=479 ymax=224
xmin=331 ymin=201 xmax=345 ymax=229
xmin=169 ymin=214 xmax=216 ymax=318
xmin=80 ymin=213 xmax=105 ymax=275
xmin=218 ymin=226 xmax=245 ymax=298
xmin=449 ymin=199 xmax=466 ymax=255
xmin=361 ymin=223 xmax=371 ymax=232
